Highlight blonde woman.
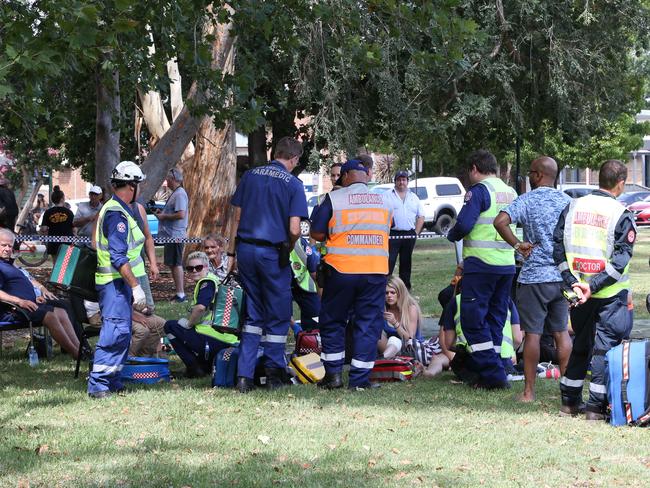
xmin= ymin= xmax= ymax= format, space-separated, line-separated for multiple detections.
xmin=377 ymin=277 xmax=448 ymax=376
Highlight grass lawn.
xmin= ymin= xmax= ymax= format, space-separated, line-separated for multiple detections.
xmin=2 ymin=232 xmax=650 ymax=487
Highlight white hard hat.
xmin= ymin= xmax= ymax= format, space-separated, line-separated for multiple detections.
xmin=111 ymin=161 xmax=146 ymax=183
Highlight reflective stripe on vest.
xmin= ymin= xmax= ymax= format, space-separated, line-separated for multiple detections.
xmin=325 ymin=184 xmax=392 ymax=274
xmin=462 ymin=177 xmax=517 ymax=266
xmin=454 ymin=294 xmax=512 ymax=357
xmin=193 ymin=273 xmax=239 ymax=344
xmin=563 ymin=194 xmax=629 ymax=299
xmin=95 ymin=198 xmax=146 ymax=285
xmin=290 ymin=240 xmax=317 ymax=293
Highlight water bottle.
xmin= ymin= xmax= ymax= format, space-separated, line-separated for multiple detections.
xmin=28 ymin=345 xmax=39 ymax=367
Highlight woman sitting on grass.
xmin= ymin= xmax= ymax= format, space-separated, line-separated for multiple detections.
xmin=378 ymin=276 xmax=451 ymax=377
xmin=163 ymin=252 xmax=238 ymax=378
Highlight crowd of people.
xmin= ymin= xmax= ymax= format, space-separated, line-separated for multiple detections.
xmin=0 ymin=139 xmax=636 ymax=422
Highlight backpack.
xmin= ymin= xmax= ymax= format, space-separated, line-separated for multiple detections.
xmin=212 ymin=346 xmax=240 ymax=388
xmin=369 ymin=357 xmax=415 ymax=382
xmin=295 ymin=329 xmax=321 ymax=356
xmin=607 ymin=340 xmax=650 ymax=426
xmin=121 ymin=356 xmax=170 ymax=384
xmin=211 ymin=274 xmax=245 ymax=336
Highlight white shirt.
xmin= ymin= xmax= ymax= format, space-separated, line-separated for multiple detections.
xmin=385 ymin=188 xmax=424 ymax=231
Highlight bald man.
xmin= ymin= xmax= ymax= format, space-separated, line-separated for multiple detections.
xmin=493 ymin=156 xmax=573 ymax=402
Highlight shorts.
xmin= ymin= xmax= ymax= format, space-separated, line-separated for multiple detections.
xmin=516 ymin=282 xmax=569 ymax=335
xmin=0 ymin=302 xmax=54 ymax=326
xmin=164 ymin=243 xmax=185 ymax=267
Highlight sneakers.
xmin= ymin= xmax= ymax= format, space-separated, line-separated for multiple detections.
xmin=170 ymin=295 xmax=187 ymax=303
xmin=537 ymin=362 xmax=560 ymax=379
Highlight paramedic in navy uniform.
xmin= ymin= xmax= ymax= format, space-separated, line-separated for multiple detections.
xmin=446 ymin=149 xmax=517 ymax=389
xmin=227 ymin=137 xmax=308 ymax=393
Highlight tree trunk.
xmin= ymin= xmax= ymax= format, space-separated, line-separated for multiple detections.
xmin=138 ymin=6 xmax=236 ymax=204
xmin=247 ymin=125 xmax=267 ymax=168
xmin=183 ymin=5 xmax=237 ymax=243
xmin=15 ymin=177 xmax=42 ymax=231
xmin=95 ymin=67 xmax=121 ymax=191
xmin=185 ymin=120 xmax=237 ymax=241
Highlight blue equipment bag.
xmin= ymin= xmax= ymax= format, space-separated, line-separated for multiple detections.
xmin=607 ymin=340 xmax=650 ymax=426
xmin=212 ymin=346 xmax=239 ymax=388
xmin=121 ymin=356 xmax=170 ymax=384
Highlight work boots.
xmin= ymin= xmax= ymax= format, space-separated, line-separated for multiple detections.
xmin=559 ymin=403 xmax=586 ymax=417
xmin=236 ymin=376 xmax=255 ymax=394
xmin=317 ymin=372 xmax=344 ymax=390
xmin=265 ymin=368 xmax=289 ymax=390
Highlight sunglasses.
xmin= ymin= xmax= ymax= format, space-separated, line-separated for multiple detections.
xmin=185 ymin=264 xmax=205 ymax=273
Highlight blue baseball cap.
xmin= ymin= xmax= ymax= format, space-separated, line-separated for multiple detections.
xmin=340 ymin=159 xmax=369 ymax=174
xmin=394 ymin=170 xmax=409 ymax=180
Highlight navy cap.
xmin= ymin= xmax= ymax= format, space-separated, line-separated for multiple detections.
xmin=340 ymin=159 xmax=369 ymax=174
xmin=394 ymin=170 xmax=409 ymax=181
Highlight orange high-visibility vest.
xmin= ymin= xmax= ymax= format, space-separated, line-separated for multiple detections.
xmin=325 ymin=184 xmax=392 ymax=274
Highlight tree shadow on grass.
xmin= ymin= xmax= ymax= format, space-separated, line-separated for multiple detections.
xmin=1 ymin=434 xmax=473 ymax=487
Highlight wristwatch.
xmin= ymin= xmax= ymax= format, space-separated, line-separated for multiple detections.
xmin=514 ymin=242 xmax=521 ymax=251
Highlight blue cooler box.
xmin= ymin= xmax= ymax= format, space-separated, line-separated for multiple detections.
xmin=121 ymin=356 xmax=170 ymax=384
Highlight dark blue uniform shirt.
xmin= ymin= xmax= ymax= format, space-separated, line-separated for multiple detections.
xmin=0 ymin=259 xmax=37 ymax=305
xmin=102 ymin=195 xmax=136 ymax=271
xmin=196 ymin=280 xmax=216 ymax=308
xmin=310 ymin=193 xmax=333 ymax=237
xmin=447 ymin=182 xmax=515 ymax=275
xmin=552 ymin=189 xmax=636 ymax=294
xmin=231 ymin=161 xmax=308 ymax=244
xmin=300 ymin=238 xmax=320 ymax=273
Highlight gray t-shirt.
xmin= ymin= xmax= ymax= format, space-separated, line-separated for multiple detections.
xmin=74 ymin=201 xmax=103 ymax=237
xmin=158 ymin=186 xmax=188 ymax=238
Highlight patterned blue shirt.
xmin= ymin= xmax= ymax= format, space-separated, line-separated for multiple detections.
xmin=503 ymin=186 xmax=571 ymax=284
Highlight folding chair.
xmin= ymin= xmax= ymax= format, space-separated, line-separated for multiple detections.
xmin=0 ymin=300 xmax=40 ymax=359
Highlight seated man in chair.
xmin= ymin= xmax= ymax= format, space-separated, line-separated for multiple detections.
xmin=0 ymin=229 xmax=80 ymax=358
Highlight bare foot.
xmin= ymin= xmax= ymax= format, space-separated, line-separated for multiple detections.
xmin=516 ymin=392 xmax=535 ymax=403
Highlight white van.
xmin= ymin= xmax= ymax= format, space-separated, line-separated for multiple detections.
xmin=408 ymin=177 xmax=465 ymax=234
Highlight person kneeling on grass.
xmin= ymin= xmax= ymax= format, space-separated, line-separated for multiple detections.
xmin=378 ymin=276 xmax=449 ymax=376
xmin=164 ymin=251 xmax=238 ymax=378
xmin=439 ymin=289 xmax=522 ymax=387
xmin=0 ymin=229 xmax=80 ymax=358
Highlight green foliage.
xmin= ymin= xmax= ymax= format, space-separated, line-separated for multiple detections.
xmin=1 ymin=0 xmax=648 ymax=178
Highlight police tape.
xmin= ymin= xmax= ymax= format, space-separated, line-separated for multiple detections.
xmin=15 ymin=233 xmax=441 ymax=245
xmin=15 ymin=234 xmax=203 ymax=244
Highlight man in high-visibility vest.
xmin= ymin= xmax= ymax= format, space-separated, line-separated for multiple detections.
xmin=446 ymin=149 xmax=517 ymax=389
xmin=310 ymin=159 xmax=392 ymax=390
xmin=553 ymin=160 xmax=636 ymax=420
xmin=88 ymin=161 xmax=148 ymax=399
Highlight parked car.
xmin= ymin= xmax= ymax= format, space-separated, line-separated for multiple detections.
xmin=618 ymin=191 xmax=650 ymax=208
xmin=628 ymin=198 xmax=650 ymax=226
xmin=369 ymin=183 xmax=394 ymax=194
xmin=559 ymin=184 xmax=598 ymax=199
xmin=407 ymin=177 xmax=465 ymax=235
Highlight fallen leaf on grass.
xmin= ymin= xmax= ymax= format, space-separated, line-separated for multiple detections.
xmin=257 ymin=435 xmax=271 ymax=445
xmin=327 ymin=444 xmax=337 ymax=450
xmin=276 ymin=455 xmax=288 ymax=462
xmin=394 ymin=472 xmax=407 ymax=480
xmin=301 ymin=463 xmax=312 ymax=469
xmin=400 ymin=459 xmax=412 ymax=465
xmin=362 ymin=445 xmax=371 ymax=451
xmin=590 ymin=466 xmax=597 ymax=473
xmin=367 ymin=459 xmax=377 ymax=468
xmin=35 ymin=445 xmax=48 ymax=455
xmin=450 ymin=380 xmax=464 ymax=385
xmin=391 ymin=448 xmax=400 ymax=454
xmin=17 ymin=479 xmax=30 ymax=488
